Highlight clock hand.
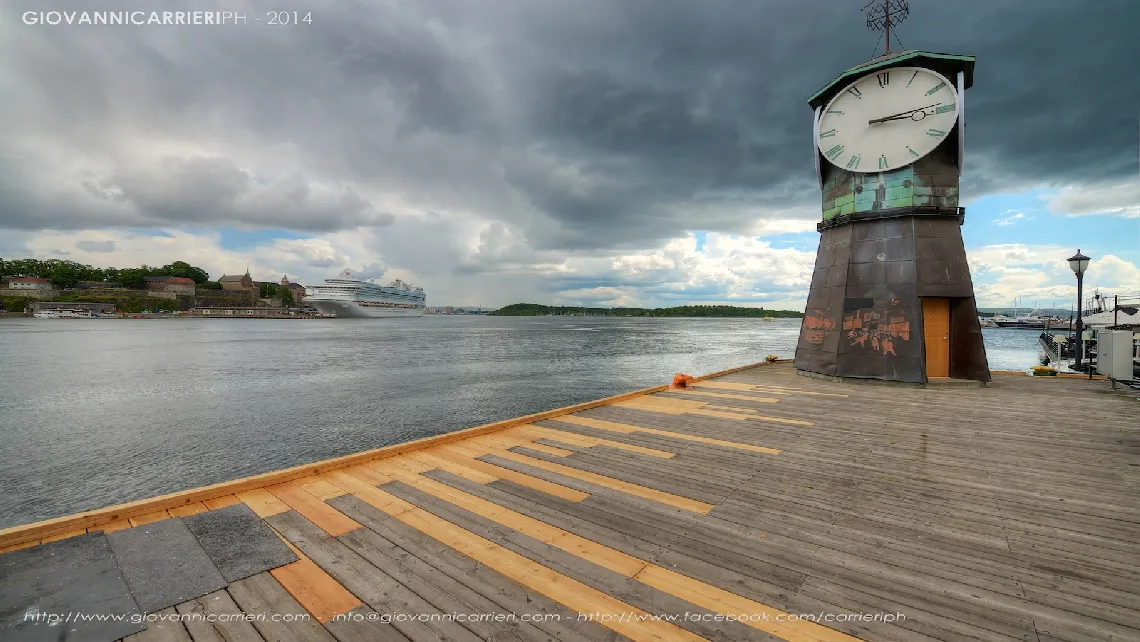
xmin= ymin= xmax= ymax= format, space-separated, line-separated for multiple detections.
xmin=868 ymin=103 xmax=941 ymax=124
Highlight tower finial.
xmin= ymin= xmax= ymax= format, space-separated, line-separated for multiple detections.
xmin=863 ymin=0 xmax=909 ymax=56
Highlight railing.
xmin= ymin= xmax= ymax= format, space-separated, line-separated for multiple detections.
xmin=1038 ymin=331 xmax=1070 ymax=366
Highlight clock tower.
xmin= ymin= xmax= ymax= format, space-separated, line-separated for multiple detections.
xmin=793 ymin=48 xmax=990 ymax=384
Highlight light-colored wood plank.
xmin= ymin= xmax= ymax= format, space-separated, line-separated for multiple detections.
xmin=298 ymin=478 xmax=348 ymax=501
xmin=0 ymin=539 xmax=39 ymax=554
xmin=748 ymin=385 xmax=849 ymax=397
xmin=168 ymin=502 xmax=208 ymax=517
xmin=236 ymin=488 xmax=290 ymax=518
xmin=322 ymin=469 xmax=418 ymax=516
xmin=490 ymin=449 xmax=716 ymax=514
xmin=203 ymin=495 xmax=242 ymax=510
xmin=40 ymin=528 xmax=86 ymax=543
xmin=129 ymin=510 xmax=171 ymax=526
xmin=553 ymin=413 xmax=784 ymax=454
xmin=266 ymin=526 xmax=363 ymax=624
xmin=98 ymin=519 xmax=132 ymax=534
xmin=359 ymin=485 xmax=704 ymax=642
xmin=508 ymin=440 xmax=575 ymax=457
xmin=342 ymin=463 xmax=394 ymax=487
xmin=514 ymin=425 xmax=676 ymax=458
xmin=690 ymin=381 xmax=764 ymax=391
xmin=265 ymin=482 xmax=361 ymax=537
xmin=635 ymin=565 xmax=861 ymax=642
xmin=430 ymin=447 xmax=590 ymax=502
xmin=408 ymin=450 xmax=500 ymax=483
xmin=662 ymin=389 xmax=781 ymax=403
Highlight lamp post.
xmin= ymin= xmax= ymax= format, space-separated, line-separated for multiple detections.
xmin=1068 ymin=250 xmax=1091 ymax=370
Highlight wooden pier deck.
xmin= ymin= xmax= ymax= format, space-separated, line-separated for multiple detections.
xmin=2 ymin=362 xmax=1138 ymax=642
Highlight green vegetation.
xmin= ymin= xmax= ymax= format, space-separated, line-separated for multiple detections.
xmin=258 ymin=282 xmax=296 ymax=306
xmin=0 ymin=258 xmax=210 ymax=289
xmin=0 ymin=292 xmax=184 ymax=313
xmin=489 ymin=303 xmax=803 ymax=318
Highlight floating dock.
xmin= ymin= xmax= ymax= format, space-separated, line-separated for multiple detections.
xmin=1 ymin=362 xmax=1138 ymax=641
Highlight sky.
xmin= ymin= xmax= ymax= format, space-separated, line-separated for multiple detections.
xmin=1 ymin=0 xmax=1137 ymax=310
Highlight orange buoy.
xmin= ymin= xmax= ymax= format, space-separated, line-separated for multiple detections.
xmin=670 ymin=373 xmax=695 ymax=389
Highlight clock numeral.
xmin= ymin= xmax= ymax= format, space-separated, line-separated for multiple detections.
xmin=927 ymin=128 xmax=947 ymax=137
xmin=819 ymin=128 xmax=838 ymax=138
xmin=907 ymin=146 xmax=921 ymax=158
xmin=935 ymin=104 xmax=956 ymax=114
xmin=846 ymin=86 xmax=863 ymax=100
xmin=926 ymin=81 xmax=947 ymax=96
xmin=826 ymin=109 xmax=844 ymax=116
xmin=906 ymin=70 xmax=919 ymax=87
xmin=825 ymin=144 xmax=844 ymax=160
xmin=846 ymin=155 xmax=862 ymax=170
xmin=876 ymin=72 xmax=890 ymax=88
xmin=878 ymin=155 xmax=890 ymax=170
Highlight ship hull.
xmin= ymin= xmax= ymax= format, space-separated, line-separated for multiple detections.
xmin=308 ymin=300 xmax=425 ymax=318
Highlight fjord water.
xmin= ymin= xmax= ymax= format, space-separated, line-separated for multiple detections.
xmin=0 ymin=316 xmax=1040 ymax=528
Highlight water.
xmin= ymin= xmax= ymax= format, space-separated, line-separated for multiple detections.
xmin=0 ymin=317 xmax=1041 ymax=528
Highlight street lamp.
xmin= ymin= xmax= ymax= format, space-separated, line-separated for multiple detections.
xmin=1068 ymin=250 xmax=1091 ymax=370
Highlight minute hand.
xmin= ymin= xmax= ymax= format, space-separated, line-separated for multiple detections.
xmin=868 ymin=103 xmax=941 ymax=124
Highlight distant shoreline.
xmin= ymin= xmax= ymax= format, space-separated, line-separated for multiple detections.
xmin=489 ymin=303 xmax=804 ymax=318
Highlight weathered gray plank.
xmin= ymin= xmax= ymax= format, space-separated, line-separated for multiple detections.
xmin=225 ymin=572 xmax=337 ymax=642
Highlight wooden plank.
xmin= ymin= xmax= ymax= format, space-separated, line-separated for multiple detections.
xmin=297 ymin=478 xmax=348 ymax=501
xmin=40 ymin=528 xmax=86 ymax=543
xmin=98 ymin=518 xmax=132 ymax=534
xmin=394 ymin=506 xmax=706 ymax=642
xmin=268 ymin=542 xmax=363 ymax=624
xmin=321 ymin=469 xmax=418 ymax=516
xmin=662 ymin=389 xmax=781 ymax=403
xmin=512 ymin=425 xmax=676 ymax=459
xmin=331 ymin=493 xmax=618 ymax=642
xmin=405 ymin=450 xmax=499 ymax=483
xmin=0 ymin=540 xmax=38 ymax=554
xmin=122 ymin=606 xmax=193 ymax=642
xmin=487 ymin=449 xmax=717 ymax=514
xmin=175 ymin=590 xmax=263 ymax=642
xmin=128 ymin=510 xmax=171 ymax=526
xmin=510 ymin=440 xmax=575 ymax=457
xmin=236 ymin=488 xmax=290 ymax=518
xmin=635 ymin=564 xmax=862 ymax=642
xmin=383 ymin=473 xmax=648 ymax=577
xmin=265 ymin=482 xmax=361 ymax=537
xmin=552 ymin=415 xmax=783 ymax=453
xmin=430 ymin=446 xmax=590 ymax=502
xmin=268 ymin=511 xmax=482 ymax=642
xmin=203 ymin=495 xmax=242 ymax=510
xmin=226 ymin=572 xmax=338 ymax=641
xmin=168 ymin=502 xmax=208 ymax=517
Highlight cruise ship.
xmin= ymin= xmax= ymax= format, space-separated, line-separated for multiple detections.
xmin=305 ymin=269 xmax=426 ymax=318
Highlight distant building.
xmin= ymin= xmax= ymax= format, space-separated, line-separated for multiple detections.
xmin=145 ymin=276 xmax=196 ymax=296
xmin=279 ymin=274 xmax=306 ymax=306
xmin=445 ymin=306 xmax=454 ymax=314
xmin=29 ymin=302 xmax=116 ymax=315
xmin=217 ymin=270 xmax=257 ymax=298
xmin=7 ymin=276 xmax=52 ymax=290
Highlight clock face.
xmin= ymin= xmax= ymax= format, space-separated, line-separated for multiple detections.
xmin=816 ymin=66 xmax=959 ymax=173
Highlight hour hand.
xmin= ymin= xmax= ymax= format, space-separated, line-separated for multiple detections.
xmin=868 ymin=103 xmax=940 ymax=124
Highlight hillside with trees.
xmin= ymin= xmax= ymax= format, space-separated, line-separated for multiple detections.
xmin=490 ymin=303 xmax=803 ymax=318
xmin=0 ymin=258 xmax=212 ymax=289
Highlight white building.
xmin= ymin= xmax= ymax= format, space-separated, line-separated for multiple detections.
xmin=7 ymin=276 xmax=52 ymax=290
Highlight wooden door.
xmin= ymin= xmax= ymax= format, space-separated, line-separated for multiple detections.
xmin=922 ymin=298 xmax=950 ymax=378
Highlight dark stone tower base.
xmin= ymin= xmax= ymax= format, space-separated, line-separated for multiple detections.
xmin=793 ymin=211 xmax=990 ymax=384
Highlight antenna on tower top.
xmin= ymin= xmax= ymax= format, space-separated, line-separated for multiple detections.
xmin=863 ymin=0 xmax=909 ymax=56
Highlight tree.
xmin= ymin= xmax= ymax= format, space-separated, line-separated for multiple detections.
xmin=279 ymin=288 xmax=295 ymax=307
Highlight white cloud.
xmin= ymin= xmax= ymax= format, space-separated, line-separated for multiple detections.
xmin=993 ymin=209 xmax=1033 ymax=226
xmin=967 ymin=243 xmax=1139 ymax=307
xmin=1046 ymin=181 xmax=1140 ymax=218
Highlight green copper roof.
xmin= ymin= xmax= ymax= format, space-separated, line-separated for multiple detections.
xmin=808 ymin=51 xmax=975 ymax=109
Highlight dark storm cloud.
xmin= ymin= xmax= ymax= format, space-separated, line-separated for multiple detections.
xmin=1 ymin=0 xmax=1136 ymax=246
